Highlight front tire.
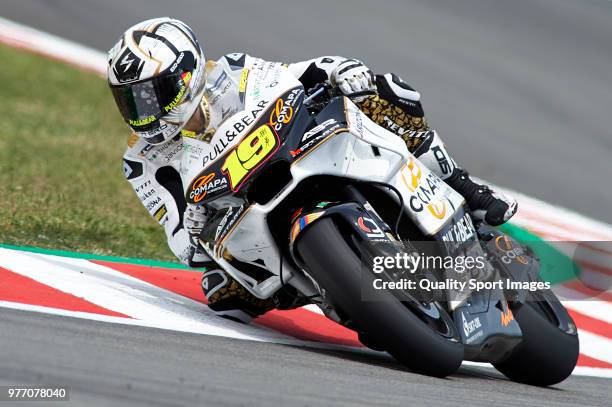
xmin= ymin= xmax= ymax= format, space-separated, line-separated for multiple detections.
xmin=493 ymin=301 xmax=579 ymax=386
xmin=295 ymin=217 xmax=464 ymax=377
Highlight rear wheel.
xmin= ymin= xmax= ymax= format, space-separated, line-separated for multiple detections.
xmin=493 ymin=298 xmax=579 ymax=386
xmin=295 ymin=217 xmax=463 ymax=377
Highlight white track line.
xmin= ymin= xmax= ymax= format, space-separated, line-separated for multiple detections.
xmin=507 ymin=189 xmax=612 ymax=239
xmin=461 ymin=361 xmax=612 ymax=379
xmin=0 ymin=249 xmax=294 ymax=343
xmin=571 ymin=366 xmax=612 ymax=379
xmin=578 ymin=330 xmax=612 ymax=365
xmin=577 ymin=272 xmax=611 ymax=293
xmin=558 ymin=305 xmax=612 ymax=327
xmin=0 ymin=299 xmax=373 ymax=354
xmin=0 ymin=16 xmax=106 ymax=75
xmin=510 ymin=219 xmax=604 ymax=242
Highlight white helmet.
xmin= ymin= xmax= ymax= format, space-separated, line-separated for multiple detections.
xmin=108 ymin=17 xmax=206 ymax=144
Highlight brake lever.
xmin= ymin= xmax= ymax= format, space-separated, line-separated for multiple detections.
xmin=345 ymin=89 xmax=377 ymax=101
xmin=303 ymin=86 xmax=328 ymax=105
xmin=304 ymin=85 xmax=375 ymax=107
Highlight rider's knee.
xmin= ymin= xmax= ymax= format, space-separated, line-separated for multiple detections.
xmin=202 ymin=269 xmax=275 ymax=323
xmin=412 ymin=130 xmax=456 ymax=180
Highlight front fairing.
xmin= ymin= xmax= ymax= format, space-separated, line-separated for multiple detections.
xmin=180 ymin=64 xmax=305 ymax=205
xmin=184 ymin=72 xmax=471 ymax=299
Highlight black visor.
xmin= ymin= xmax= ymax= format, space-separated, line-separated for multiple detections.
xmin=111 ymin=72 xmax=192 ymax=129
xmin=110 ymin=52 xmax=197 ymax=130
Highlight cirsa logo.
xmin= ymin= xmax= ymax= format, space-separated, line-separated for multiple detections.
xmin=401 ymin=158 xmax=422 ymax=192
xmin=501 ymin=308 xmax=514 ymax=327
xmin=427 ymin=201 xmax=447 ymax=219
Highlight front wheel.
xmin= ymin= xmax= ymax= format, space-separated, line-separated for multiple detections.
xmin=493 ymin=299 xmax=579 ymax=386
xmin=295 ymin=217 xmax=464 ymax=377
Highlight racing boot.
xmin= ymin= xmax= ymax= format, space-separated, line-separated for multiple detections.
xmin=201 ymin=268 xmax=309 ymax=323
xmin=444 ymin=168 xmax=517 ymax=226
xmin=411 ymin=130 xmax=517 ymax=226
xmin=201 ymin=268 xmax=276 ymax=323
xmin=184 ymin=207 xmax=276 ymax=323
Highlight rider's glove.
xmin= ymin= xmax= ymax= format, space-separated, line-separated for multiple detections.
xmin=183 ymin=204 xmax=217 ymax=268
xmin=183 ymin=203 xmax=210 ymax=237
xmin=331 ymin=59 xmax=377 ymax=102
xmin=186 ymin=233 xmax=217 ymax=268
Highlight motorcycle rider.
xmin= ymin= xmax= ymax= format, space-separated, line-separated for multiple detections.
xmin=109 ymin=18 xmax=517 ymax=323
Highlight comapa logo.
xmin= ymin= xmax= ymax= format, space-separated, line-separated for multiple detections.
xmin=269 ymin=89 xmax=301 ymax=131
xmin=190 ymin=173 xmax=228 ymax=203
xmin=495 ymin=235 xmax=529 ymax=265
xmin=269 ymin=98 xmax=293 ymax=131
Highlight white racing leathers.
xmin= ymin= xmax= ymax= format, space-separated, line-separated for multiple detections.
xmin=122 ymin=53 xmax=451 ymax=265
xmin=123 ymin=134 xmax=194 ymax=264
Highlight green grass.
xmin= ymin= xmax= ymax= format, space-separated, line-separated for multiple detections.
xmin=0 ymin=44 xmax=176 ymax=262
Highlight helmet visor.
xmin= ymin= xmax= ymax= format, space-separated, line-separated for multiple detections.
xmin=110 ymin=71 xmax=193 ymax=130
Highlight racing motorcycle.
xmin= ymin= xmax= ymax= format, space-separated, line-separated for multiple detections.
xmin=180 ymin=64 xmax=579 ymax=385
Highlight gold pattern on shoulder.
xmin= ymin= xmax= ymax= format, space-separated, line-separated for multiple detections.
xmin=127 ymin=133 xmax=139 ymax=148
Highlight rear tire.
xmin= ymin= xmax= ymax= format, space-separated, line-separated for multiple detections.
xmin=493 ymin=301 xmax=579 ymax=386
xmin=295 ymin=218 xmax=463 ymax=377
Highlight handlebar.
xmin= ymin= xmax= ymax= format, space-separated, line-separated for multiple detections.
xmin=303 ymin=84 xmax=330 ymax=105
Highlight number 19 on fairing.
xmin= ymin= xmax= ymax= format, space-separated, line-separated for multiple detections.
xmin=221 ymin=125 xmax=278 ymax=190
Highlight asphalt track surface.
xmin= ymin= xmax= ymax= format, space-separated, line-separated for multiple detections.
xmin=1 ymin=309 xmax=610 ymax=407
xmin=1 ymin=1 xmax=611 ymax=406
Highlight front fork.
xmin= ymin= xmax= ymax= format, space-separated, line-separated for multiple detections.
xmin=288 ymin=185 xmax=460 ymax=341
xmin=288 ymin=186 xmax=396 ymax=326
